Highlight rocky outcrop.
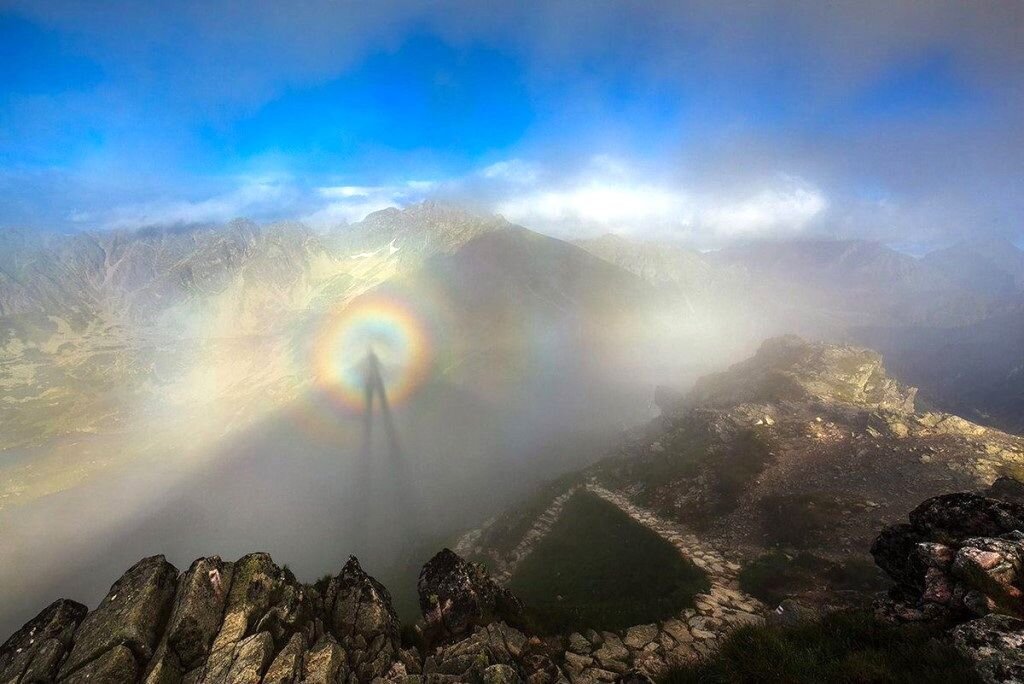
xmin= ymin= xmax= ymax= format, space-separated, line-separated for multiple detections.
xmin=418 ymin=549 xmax=525 ymax=643
xmin=322 ymin=557 xmax=401 ymax=681
xmin=0 ymin=600 xmax=87 ymax=683
xmin=1 ymin=548 xmax=581 ymax=684
xmin=871 ymin=492 xmax=1024 ymax=617
xmin=58 ymin=556 xmax=179 ymax=682
xmin=684 ymin=335 xmax=917 ymax=415
xmin=873 ymin=487 xmax=1024 ymax=682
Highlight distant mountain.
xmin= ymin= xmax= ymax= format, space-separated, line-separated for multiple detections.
xmin=922 ymin=236 xmax=1024 ymax=297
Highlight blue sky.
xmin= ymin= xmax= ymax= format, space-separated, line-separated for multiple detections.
xmin=0 ymin=1 xmax=1021 ymax=246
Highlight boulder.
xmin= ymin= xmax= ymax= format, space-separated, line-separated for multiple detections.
xmin=908 ymin=493 xmax=1024 ymax=544
xmin=0 ymin=599 xmax=87 ymax=684
xmin=952 ymin=538 xmax=1024 ymax=617
xmin=870 ymin=523 xmax=925 ymax=592
xmin=952 ymin=615 xmax=1024 ymax=684
xmin=418 ymin=549 xmax=524 ymax=642
xmin=424 ymin=622 xmax=529 ymax=681
xmin=58 ymin=555 xmax=179 ymax=680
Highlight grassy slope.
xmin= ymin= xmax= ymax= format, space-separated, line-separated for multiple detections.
xmin=509 ymin=490 xmax=709 ymax=634
xmin=664 ymin=611 xmax=980 ymax=683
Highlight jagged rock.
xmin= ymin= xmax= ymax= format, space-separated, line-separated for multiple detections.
xmin=144 ymin=556 xmax=235 ymax=683
xmin=591 ymin=634 xmax=628 ymax=667
xmin=58 ymin=555 xmax=179 ymax=681
xmin=223 ymin=631 xmax=274 ymax=684
xmin=425 ymin=622 xmax=530 ymax=681
xmin=61 ymin=644 xmax=139 ymax=684
xmin=261 ymin=632 xmax=306 ymax=684
xmin=418 ymin=549 xmax=524 ymax=642
xmin=300 ymin=636 xmax=347 ymax=684
xmin=322 ymin=556 xmax=400 ymax=681
xmin=206 ymin=552 xmax=316 ymax=683
xmin=567 ymin=633 xmax=591 ymax=655
xmin=952 ymin=615 xmax=1024 ymax=684
xmin=0 ymin=599 xmax=87 ymax=684
xmin=684 ymin=336 xmax=916 ymax=414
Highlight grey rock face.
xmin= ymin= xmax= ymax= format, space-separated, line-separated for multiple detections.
xmin=58 ymin=555 xmax=179 ymax=681
xmin=0 ymin=599 xmax=87 ymax=683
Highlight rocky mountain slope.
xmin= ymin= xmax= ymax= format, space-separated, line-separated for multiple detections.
xmin=465 ymin=336 xmax=1024 ymax=611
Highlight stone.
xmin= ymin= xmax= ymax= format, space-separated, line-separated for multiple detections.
xmin=659 ymin=620 xmax=691 ymax=644
xmin=908 ymin=493 xmax=1024 ymax=544
xmin=58 ymin=555 xmax=179 ymax=680
xmin=578 ymin=667 xmax=618 ymax=683
xmin=324 ymin=556 xmax=401 ymax=680
xmin=0 ymin=599 xmax=87 ymax=684
xmin=568 ymin=633 xmax=591 ymax=655
xmin=419 ymin=549 xmax=525 ymax=644
xmin=563 ymin=651 xmax=592 ymax=674
xmin=482 ymin=663 xmax=521 ymax=684
xmin=622 ymin=624 xmax=657 ymax=650
xmin=592 ymin=637 xmax=628 ymax=665
xmin=871 ymin=523 xmax=926 ymax=592
xmin=145 ymin=556 xmax=235 ymax=682
xmin=262 ymin=632 xmax=306 ymax=684
xmin=211 ymin=553 xmax=315 ymax=657
xmin=952 ymin=539 xmax=1024 ymax=617
xmin=921 ymin=567 xmax=954 ymax=605
xmin=952 ymin=615 xmax=1024 ymax=684
xmin=301 ymin=636 xmax=347 ymax=684
xmin=60 ymin=644 xmax=138 ymax=684
xmin=224 ymin=631 xmax=274 ymax=684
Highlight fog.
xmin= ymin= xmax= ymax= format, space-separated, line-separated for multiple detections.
xmin=0 ymin=302 xmax=722 ymax=635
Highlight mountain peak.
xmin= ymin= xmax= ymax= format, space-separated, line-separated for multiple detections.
xmin=684 ymin=335 xmax=917 ymax=413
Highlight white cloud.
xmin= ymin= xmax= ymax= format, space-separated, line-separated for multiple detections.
xmin=494 ymin=165 xmax=827 ymax=242
xmin=498 ymin=182 xmax=687 ymax=228
xmin=699 ymin=182 xmax=827 ymax=237
xmin=99 ymin=176 xmax=300 ymax=229
xmin=480 ymin=159 xmax=540 ymax=185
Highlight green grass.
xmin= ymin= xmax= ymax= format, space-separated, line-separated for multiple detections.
xmin=508 ymin=491 xmax=710 ymax=634
xmin=739 ymin=552 xmax=886 ymax=606
xmin=663 ymin=611 xmax=980 ymax=683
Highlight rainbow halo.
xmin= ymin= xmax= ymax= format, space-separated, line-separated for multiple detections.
xmin=313 ymin=295 xmax=433 ymax=412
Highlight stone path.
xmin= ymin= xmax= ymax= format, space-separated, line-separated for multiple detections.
xmin=457 ymin=480 xmax=768 ymax=680
xmin=551 ymin=483 xmax=767 ymax=681
xmin=455 ymin=487 xmax=580 ymax=585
